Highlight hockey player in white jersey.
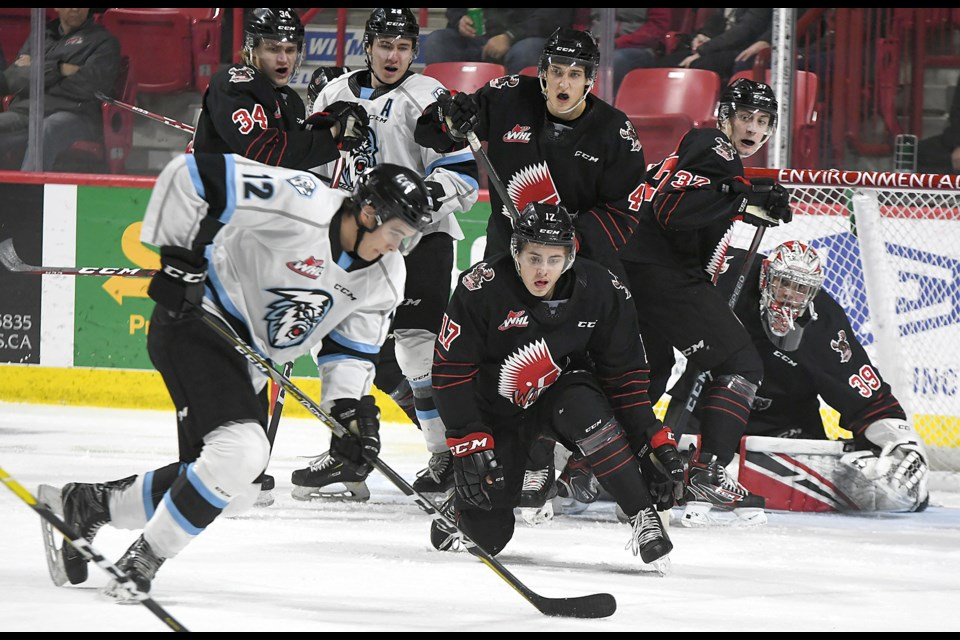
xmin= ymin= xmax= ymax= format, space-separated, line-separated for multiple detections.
xmin=51 ymin=153 xmax=432 ymax=599
xmin=292 ymin=8 xmax=480 ymax=501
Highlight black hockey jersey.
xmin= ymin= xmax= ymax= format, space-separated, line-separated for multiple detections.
xmin=716 ymin=248 xmax=907 ymax=440
xmin=415 ymin=75 xmax=646 ymax=265
xmin=193 ymin=63 xmax=341 ymax=169
xmin=433 ymin=253 xmax=662 ymax=445
xmin=619 ymin=127 xmax=749 ymax=280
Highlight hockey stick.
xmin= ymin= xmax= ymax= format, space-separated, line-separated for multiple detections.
xmin=666 ymin=225 xmax=767 ymax=437
xmin=464 ymin=129 xmax=521 ymax=222
xmin=0 ymin=467 xmax=190 ymax=633
xmin=195 ymin=309 xmax=616 ymax=619
xmin=0 ymin=241 xmax=617 ymax=619
xmin=95 ymin=91 xmax=196 ymax=136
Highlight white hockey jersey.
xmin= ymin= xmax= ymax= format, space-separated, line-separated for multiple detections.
xmin=312 ymin=70 xmax=478 ymax=239
xmin=141 ymin=153 xmax=406 ymax=402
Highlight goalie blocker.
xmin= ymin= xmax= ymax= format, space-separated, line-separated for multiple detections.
xmin=735 ymin=421 xmax=929 ymax=513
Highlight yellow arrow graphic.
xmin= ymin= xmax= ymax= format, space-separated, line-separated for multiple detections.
xmin=102 ymin=222 xmax=160 ymax=304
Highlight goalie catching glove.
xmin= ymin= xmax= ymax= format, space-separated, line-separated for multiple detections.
xmin=844 ymin=418 xmax=929 ymax=511
xmin=722 ymin=176 xmax=793 ymax=227
xmin=147 ymin=245 xmax=207 ymax=316
xmin=436 ymin=91 xmax=479 ymax=142
xmin=638 ymin=426 xmax=686 ymax=510
xmin=329 ymin=396 xmax=381 ymax=474
xmin=306 ymin=100 xmax=370 ymax=153
xmin=447 ymin=427 xmax=505 ymax=510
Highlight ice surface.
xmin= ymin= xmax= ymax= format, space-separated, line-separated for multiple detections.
xmin=2 ymin=401 xmax=958 ymax=632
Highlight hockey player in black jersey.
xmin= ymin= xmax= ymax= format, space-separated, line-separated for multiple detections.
xmin=672 ymin=241 xmax=929 ymax=513
xmin=618 ymin=78 xmax=793 ymax=526
xmin=415 ymin=26 xmax=649 ymax=518
xmin=53 ymin=157 xmax=433 ymax=600
xmin=430 ymin=202 xmax=685 ymax=573
xmin=415 ymin=27 xmax=646 ymax=273
xmin=290 ymin=8 xmax=480 ymax=502
xmin=192 ymin=8 xmax=369 ymax=169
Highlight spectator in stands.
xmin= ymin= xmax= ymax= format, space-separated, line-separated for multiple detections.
xmin=917 ymin=77 xmax=960 ymax=175
xmin=422 ymin=9 xmax=574 ymax=76
xmin=591 ymin=9 xmax=672 ymax=97
xmin=655 ymin=8 xmax=771 ymax=84
xmin=0 ymin=8 xmax=120 ymax=172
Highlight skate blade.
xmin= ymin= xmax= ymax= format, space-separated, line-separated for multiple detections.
xmin=553 ymin=495 xmax=590 ymax=516
xmin=648 ymin=554 xmax=672 ymax=577
xmin=290 ymin=481 xmax=370 ymax=503
xmin=37 ymin=484 xmax=68 ymax=587
xmin=98 ymin=579 xmax=146 ymax=605
xmin=253 ymin=488 xmax=275 ymax=508
xmin=680 ymin=502 xmax=768 ymax=528
xmin=520 ymin=500 xmax=555 ymax=526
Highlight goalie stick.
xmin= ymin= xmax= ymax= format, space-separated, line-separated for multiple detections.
xmin=0 ymin=240 xmax=617 ymax=620
xmin=0 ymin=467 xmax=190 ymax=633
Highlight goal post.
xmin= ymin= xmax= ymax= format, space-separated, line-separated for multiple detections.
xmin=731 ymin=168 xmax=960 ymax=471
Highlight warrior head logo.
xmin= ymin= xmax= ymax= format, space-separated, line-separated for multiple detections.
xmin=498 ymin=339 xmax=562 ymax=408
xmin=462 ymin=262 xmax=495 ymax=291
xmin=619 ymin=120 xmax=642 ymax=153
xmin=504 ymin=162 xmax=560 ymax=219
xmin=265 ymin=288 xmax=334 ymax=349
xmin=831 ymin=329 xmax=852 ymax=363
xmin=228 ymin=66 xmax=256 ymax=83
xmin=712 ymin=136 xmax=737 ymax=161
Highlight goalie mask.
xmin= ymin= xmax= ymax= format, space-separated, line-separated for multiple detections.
xmin=510 ymin=202 xmax=577 ymax=275
xmin=759 ymin=241 xmax=824 ymax=351
xmin=717 ymin=78 xmax=779 ymax=151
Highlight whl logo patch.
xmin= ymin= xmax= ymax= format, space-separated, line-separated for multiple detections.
xmin=498 ymin=310 xmax=529 ymax=331
xmin=503 ymin=125 xmax=532 ymax=143
xmin=287 ymin=256 xmax=325 ymax=279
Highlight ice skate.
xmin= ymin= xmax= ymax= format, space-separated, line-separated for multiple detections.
xmin=519 ymin=458 xmax=558 ymax=525
xmin=290 ymin=451 xmax=371 ymax=502
xmin=625 ymin=506 xmax=672 ymax=576
xmin=53 ymin=476 xmax=135 ymax=585
xmin=429 ymin=491 xmax=463 ymax=552
xmin=100 ymin=535 xmax=166 ymax=603
xmin=554 ymin=453 xmax=600 ymax=515
xmin=682 ymin=451 xmax=766 ymax=527
xmin=254 ymin=473 xmax=275 ymax=508
xmin=412 ymin=450 xmax=454 ymax=495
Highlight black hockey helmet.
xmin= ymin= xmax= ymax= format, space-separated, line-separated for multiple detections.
xmin=364 ymin=8 xmax=420 ymax=52
xmin=510 ymin=202 xmax=577 ymax=273
xmin=718 ymin=78 xmax=779 ymax=145
xmin=538 ymin=27 xmax=600 ymax=85
xmin=306 ymin=66 xmax=351 ymax=112
xmin=244 ymin=8 xmax=304 ymax=50
xmin=353 ymin=164 xmax=432 ymax=255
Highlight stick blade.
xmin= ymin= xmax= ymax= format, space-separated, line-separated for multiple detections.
xmin=0 ymin=238 xmax=28 ymax=272
xmin=534 ymin=592 xmax=617 ymax=619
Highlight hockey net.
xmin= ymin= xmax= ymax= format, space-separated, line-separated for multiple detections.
xmin=721 ymin=168 xmax=960 ymax=476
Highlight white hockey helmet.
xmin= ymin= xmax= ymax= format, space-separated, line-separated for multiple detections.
xmin=759 ymin=241 xmax=824 ymax=351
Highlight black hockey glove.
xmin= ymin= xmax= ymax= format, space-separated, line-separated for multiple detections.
xmin=638 ymin=427 xmax=686 ymax=510
xmin=723 ymin=176 xmax=793 ymax=227
xmin=147 ymin=245 xmax=207 ymax=317
xmin=307 ymin=100 xmax=370 ymax=153
xmin=424 ymin=180 xmax=445 ymax=212
xmin=329 ymin=395 xmax=381 ymax=473
xmin=447 ymin=427 xmax=505 ymax=510
xmin=306 ymin=65 xmax=350 ymax=112
xmin=437 ymin=90 xmax=479 ymax=142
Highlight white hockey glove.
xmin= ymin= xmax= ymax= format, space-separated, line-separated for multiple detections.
xmin=842 ymin=418 xmax=929 ymax=511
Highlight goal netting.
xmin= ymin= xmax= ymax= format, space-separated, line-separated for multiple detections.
xmin=722 ymin=168 xmax=960 ymax=474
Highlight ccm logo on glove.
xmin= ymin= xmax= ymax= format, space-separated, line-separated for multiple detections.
xmin=448 ymin=432 xmax=494 ymax=456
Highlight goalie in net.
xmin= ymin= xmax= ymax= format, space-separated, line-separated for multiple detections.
xmin=669 ymin=240 xmax=930 ymax=513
